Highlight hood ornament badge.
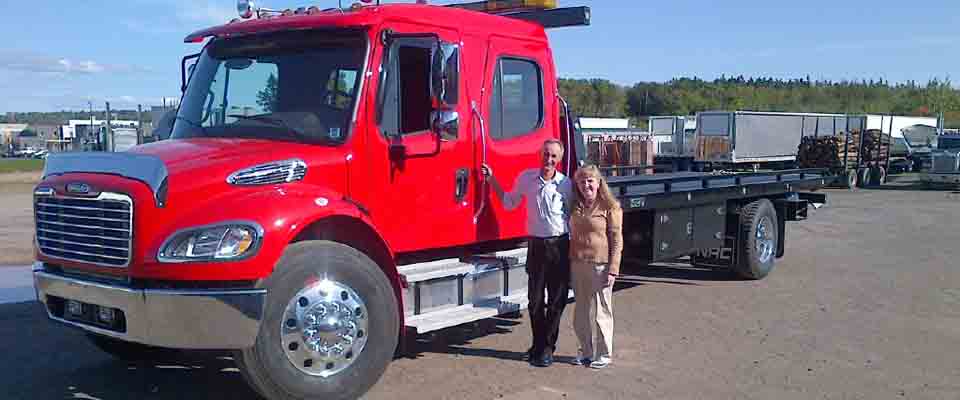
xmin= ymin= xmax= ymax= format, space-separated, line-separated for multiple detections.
xmin=66 ymin=182 xmax=91 ymax=194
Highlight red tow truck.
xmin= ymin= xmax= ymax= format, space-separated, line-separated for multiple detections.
xmin=33 ymin=1 xmax=828 ymax=399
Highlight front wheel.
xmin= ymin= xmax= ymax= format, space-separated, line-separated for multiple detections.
xmin=732 ymin=199 xmax=778 ymax=280
xmin=237 ymin=240 xmax=399 ymax=400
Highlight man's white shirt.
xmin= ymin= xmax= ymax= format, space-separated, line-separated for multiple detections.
xmin=501 ymin=168 xmax=573 ymax=238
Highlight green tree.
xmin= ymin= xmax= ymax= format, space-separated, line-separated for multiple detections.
xmin=256 ymin=73 xmax=280 ymax=112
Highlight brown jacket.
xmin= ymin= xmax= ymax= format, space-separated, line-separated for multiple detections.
xmin=569 ymin=202 xmax=624 ymax=275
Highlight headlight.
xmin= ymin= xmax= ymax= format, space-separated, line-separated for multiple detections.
xmin=158 ymin=222 xmax=262 ymax=263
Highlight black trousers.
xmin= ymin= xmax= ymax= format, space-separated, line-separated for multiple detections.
xmin=526 ymin=234 xmax=571 ymax=357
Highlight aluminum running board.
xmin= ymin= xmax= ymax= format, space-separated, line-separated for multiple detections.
xmin=400 ymin=248 xmax=575 ymax=334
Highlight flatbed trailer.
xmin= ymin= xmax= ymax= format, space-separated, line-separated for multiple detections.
xmin=400 ymin=168 xmax=828 ymax=334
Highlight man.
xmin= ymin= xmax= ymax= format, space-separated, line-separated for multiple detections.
xmin=481 ymin=139 xmax=573 ymax=367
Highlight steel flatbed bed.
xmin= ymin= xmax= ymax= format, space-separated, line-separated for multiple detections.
xmin=608 ymin=168 xmax=828 ymax=211
xmin=600 ymin=169 xmax=828 ymax=269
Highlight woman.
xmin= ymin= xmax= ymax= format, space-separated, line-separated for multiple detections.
xmin=569 ymin=165 xmax=623 ymax=369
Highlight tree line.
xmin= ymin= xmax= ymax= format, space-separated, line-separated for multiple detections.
xmin=7 ymin=76 xmax=959 ymax=129
xmin=559 ymin=76 xmax=960 ymax=129
xmin=4 ymin=110 xmax=153 ymax=126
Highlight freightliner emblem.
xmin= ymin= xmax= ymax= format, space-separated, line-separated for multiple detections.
xmin=66 ymin=182 xmax=91 ymax=194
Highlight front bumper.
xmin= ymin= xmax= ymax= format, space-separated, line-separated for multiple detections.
xmin=921 ymin=173 xmax=960 ymax=185
xmin=33 ymin=263 xmax=266 ymax=349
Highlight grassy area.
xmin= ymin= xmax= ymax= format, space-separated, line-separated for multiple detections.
xmin=0 ymin=159 xmax=44 ymax=174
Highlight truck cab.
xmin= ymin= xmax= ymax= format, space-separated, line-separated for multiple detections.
xmin=922 ymin=134 xmax=960 ymax=186
xmin=32 ymin=2 xmax=589 ymax=399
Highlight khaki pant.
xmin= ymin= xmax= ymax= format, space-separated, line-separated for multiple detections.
xmin=571 ymin=259 xmax=614 ymax=360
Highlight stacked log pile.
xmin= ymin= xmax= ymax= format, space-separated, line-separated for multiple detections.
xmin=860 ymin=130 xmax=891 ymax=163
xmin=797 ymin=135 xmax=853 ymax=169
xmin=797 ymin=130 xmax=890 ymax=170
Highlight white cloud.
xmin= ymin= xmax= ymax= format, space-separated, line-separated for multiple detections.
xmin=0 ymin=51 xmax=150 ymax=75
xmin=178 ymin=3 xmax=235 ymax=26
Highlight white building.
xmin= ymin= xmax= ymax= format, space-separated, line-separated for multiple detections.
xmin=1 ymin=123 xmax=28 ymax=150
xmin=62 ymin=119 xmax=140 ymax=148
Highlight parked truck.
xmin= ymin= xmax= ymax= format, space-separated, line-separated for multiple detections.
xmin=921 ymin=134 xmax=960 ymax=187
xmin=32 ymin=2 xmax=828 ymax=400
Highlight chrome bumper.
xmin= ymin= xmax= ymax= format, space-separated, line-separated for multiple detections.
xmin=33 ymin=264 xmax=266 ymax=349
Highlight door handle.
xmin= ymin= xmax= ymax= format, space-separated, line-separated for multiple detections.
xmin=455 ymin=168 xmax=469 ymax=201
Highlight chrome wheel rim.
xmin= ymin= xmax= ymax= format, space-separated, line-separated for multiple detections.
xmin=756 ymin=216 xmax=775 ymax=264
xmin=281 ymin=279 xmax=369 ymax=378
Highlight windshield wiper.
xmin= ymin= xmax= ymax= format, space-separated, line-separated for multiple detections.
xmin=229 ymin=114 xmax=312 ymax=142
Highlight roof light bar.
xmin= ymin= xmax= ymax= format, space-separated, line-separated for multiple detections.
xmin=448 ymin=0 xmax=557 ymax=13
xmin=237 ymin=0 xmax=256 ymax=18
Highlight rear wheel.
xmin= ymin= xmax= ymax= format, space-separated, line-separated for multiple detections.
xmin=858 ymin=168 xmax=871 ymax=188
xmin=236 ymin=240 xmax=399 ymax=400
xmin=845 ymin=169 xmax=858 ymax=189
xmin=732 ymin=199 xmax=778 ymax=280
xmin=877 ymin=166 xmax=887 ymax=185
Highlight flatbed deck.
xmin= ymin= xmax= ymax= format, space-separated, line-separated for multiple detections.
xmin=607 ymin=169 xmax=827 ymax=210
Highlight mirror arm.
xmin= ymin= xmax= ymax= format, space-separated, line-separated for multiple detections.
xmin=181 ymin=53 xmax=201 ymax=93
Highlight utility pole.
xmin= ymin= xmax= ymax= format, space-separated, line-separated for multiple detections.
xmin=89 ymin=100 xmax=97 ymax=151
xmin=105 ymin=101 xmax=113 ymax=152
xmin=137 ymin=104 xmax=143 ymax=145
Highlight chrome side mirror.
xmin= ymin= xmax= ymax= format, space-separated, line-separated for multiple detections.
xmin=431 ymin=110 xmax=459 ymax=141
xmin=430 ymin=42 xmax=459 ymax=108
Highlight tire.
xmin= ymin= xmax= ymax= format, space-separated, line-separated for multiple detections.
xmin=845 ymin=169 xmax=857 ymax=189
xmin=236 ymin=240 xmax=399 ymax=400
xmin=732 ymin=199 xmax=778 ymax=280
xmin=86 ymin=333 xmax=180 ymax=362
xmin=858 ymin=168 xmax=871 ymax=188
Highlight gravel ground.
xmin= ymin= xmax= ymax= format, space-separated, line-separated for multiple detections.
xmin=1 ymin=179 xmax=958 ymax=400
xmin=0 ymin=172 xmax=39 ymax=266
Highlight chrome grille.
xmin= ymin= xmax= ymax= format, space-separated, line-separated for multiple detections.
xmin=227 ymin=159 xmax=307 ymax=186
xmin=932 ymin=152 xmax=960 ymax=173
xmin=34 ymin=191 xmax=133 ymax=267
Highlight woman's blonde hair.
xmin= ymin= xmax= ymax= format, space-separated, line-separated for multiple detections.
xmin=573 ymin=165 xmax=621 ymax=212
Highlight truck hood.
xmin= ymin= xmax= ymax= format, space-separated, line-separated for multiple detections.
xmin=43 ymin=138 xmax=342 ymax=208
xmin=132 ymin=138 xmax=320 ymax=176
xmin=130 ymin=138 xmax=338 ymax=207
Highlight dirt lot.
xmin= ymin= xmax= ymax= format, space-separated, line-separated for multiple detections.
xmin=1 ymin=180 xmax=959 ymax=399
xmin=0 ymin=172 xmax=39 ymax=265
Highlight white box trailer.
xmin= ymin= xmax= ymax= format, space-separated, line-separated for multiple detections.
xmin=695 ymin=111 xmax=853 ymax=168
xmin=112 ymin=128 xmax=139 ymax=152
xmin=648 ymin=115 xmax=696 ymax=158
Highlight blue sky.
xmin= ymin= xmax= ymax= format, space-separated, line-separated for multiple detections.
xmin=2 ymin=0 xmax=958 ymax=112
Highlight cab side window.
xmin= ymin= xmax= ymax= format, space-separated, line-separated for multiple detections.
xmin=489 ymin=58 xmax=543 ymax=140
xmin=325 ymin=69 xmax=359 ymax=110
xmin=379 ymin=38 xmax=434 ymax=136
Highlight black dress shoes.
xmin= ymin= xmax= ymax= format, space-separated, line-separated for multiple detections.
xmin=530 ymin=352 xmax=553 ymax=367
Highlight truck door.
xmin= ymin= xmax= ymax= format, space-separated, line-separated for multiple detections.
xmin=365 ymin=24 xmax=474 ymax=253
xmin=475 ymin=35 xmax=559 ymax=241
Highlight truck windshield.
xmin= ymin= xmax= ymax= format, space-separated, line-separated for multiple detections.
xmin=172 ymin=30 xmax=366 ymax=144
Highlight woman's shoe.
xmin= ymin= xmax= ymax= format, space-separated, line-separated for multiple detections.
xmin=571 ymin=356 xmax=591 ymax=366
xmin=589 ymin=356 xmax=612 ymax=369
